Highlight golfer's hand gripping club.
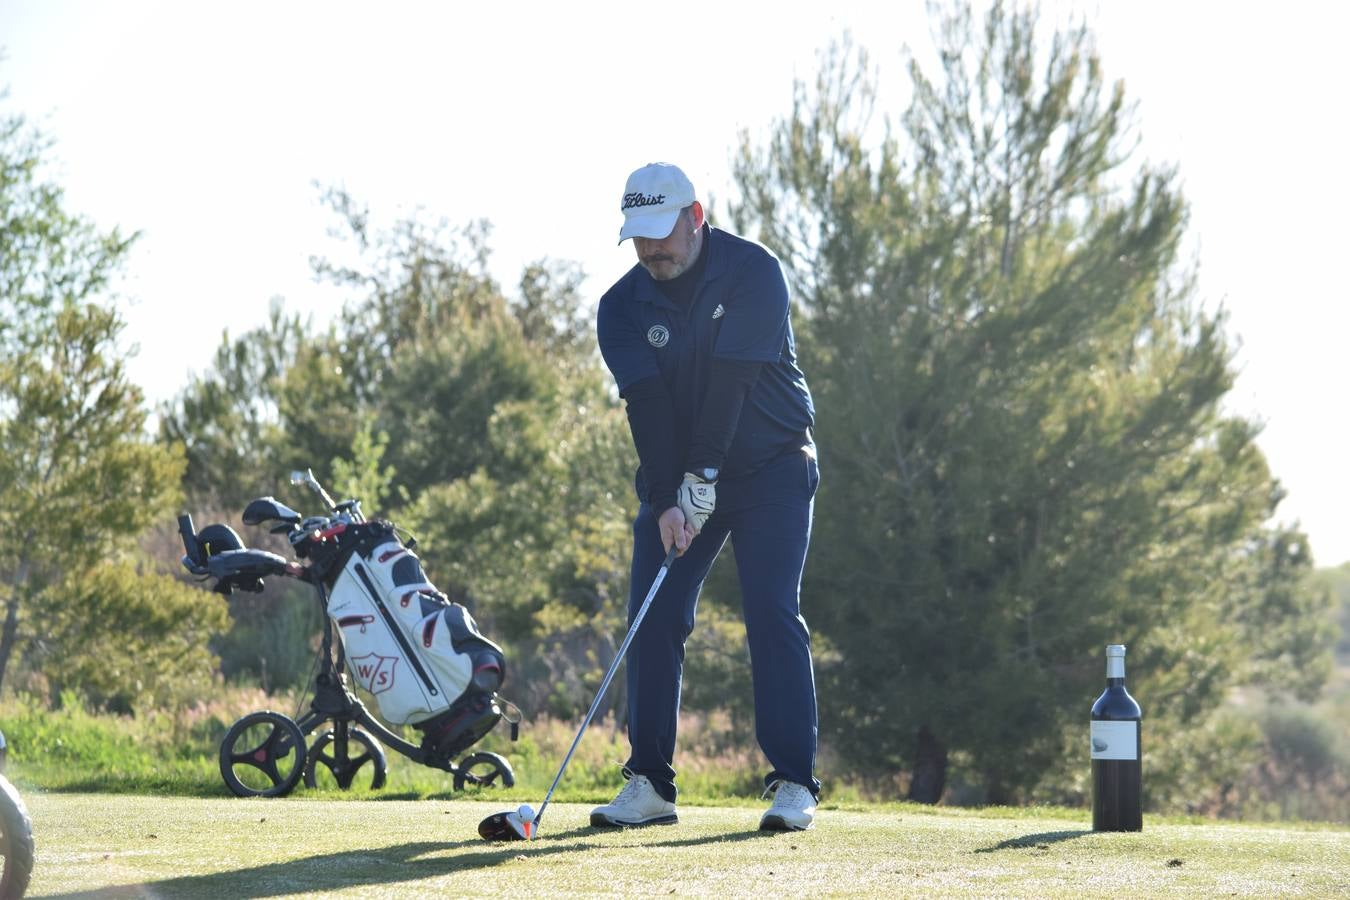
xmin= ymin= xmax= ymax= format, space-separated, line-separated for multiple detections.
xmin=657 ymin=506 xmax=696 ymax=556
xmin=531 ymin=545 xmax=679 ymax=833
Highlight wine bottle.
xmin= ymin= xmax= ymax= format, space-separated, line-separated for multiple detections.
xmin=1091 ymin=643 xmax=1142 ymax=831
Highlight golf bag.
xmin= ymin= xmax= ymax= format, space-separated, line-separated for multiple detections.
xmin=320 ymin=520 xmax=507 ymax=757
xmin=181 ymin=472 xmax=522 ymax=795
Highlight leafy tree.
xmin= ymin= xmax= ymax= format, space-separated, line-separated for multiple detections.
xmin=37 ymin=561 xmax=229 ymax=712
xmin=328 ymin=415 xmax=398 ymax=512
xmin=400 ymin=346 xmax=635 ymax=717
xmin=1309 ymin=562 xmax=1350 ymax=662
xmin=0 ymin=109 xmax=187 ymax=694
xmin=730 ymin=3 xmax=1331 ymax=803
xmin=157 ymin=300 xmax=308 ymax=508
xmin=513 ymin=259 xmax=597 ymax=367
xmin=157 ymin=189 xmax=642 ymax=721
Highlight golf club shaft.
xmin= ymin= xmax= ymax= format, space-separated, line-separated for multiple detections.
xmin=534 ymin=545 xmax=678 ymax=829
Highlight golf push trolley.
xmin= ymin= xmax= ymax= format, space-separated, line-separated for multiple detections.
xmin=179 ymin=468 xmax=522 ymax=798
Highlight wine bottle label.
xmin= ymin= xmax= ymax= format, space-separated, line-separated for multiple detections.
xmin=1090 ymin=720 xmax=1138 ymax=760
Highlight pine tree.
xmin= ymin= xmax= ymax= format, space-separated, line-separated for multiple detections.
xmin=730 ymin=2 xmax=1330 ymax=802
xmin=0 ymin=111 xmax=187 ymax=693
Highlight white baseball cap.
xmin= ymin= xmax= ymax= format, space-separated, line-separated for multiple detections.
xmin=617 ymin=162 xmax=696 ymax=244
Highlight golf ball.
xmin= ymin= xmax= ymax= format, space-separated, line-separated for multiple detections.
xmin=517 ymin=804 xmax=535 ymax=822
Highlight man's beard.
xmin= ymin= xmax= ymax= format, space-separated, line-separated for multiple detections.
xmin=641 ymin=254 xmax=686 ymax=280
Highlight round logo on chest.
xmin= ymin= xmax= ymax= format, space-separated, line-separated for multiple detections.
xmin=646 ymin=324 xmax=670 ymax=348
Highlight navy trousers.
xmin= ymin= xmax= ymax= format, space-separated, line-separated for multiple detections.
xmin=624 ymin=448 xmax=820 ymax=802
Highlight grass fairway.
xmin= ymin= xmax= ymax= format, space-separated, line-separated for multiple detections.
xmin=24 ymin=793 xmax=1349 ymax=898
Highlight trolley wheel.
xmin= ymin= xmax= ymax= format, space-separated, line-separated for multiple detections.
xmin=304 ymin=724 xmax=388 ymax=791
xmin=0 ymin=774 xmax=34 ymax=900
xmin=219 ymin=710 xmax=307 ymax=798
xmin=453 ymin=751 xmax=516 ymax=791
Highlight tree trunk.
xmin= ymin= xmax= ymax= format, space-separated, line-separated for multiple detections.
xmin=907 ymin=724 xmax=948 ymax=804
xmin=0 ymin=592 xmax=22 ymax=696
xmin=0 ymin=557 xmax=31 ymax=696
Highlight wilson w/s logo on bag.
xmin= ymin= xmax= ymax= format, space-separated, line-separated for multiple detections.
xmin=349 ymin=653 xmax=399 ymax=694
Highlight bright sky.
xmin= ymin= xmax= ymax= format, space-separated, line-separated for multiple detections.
xmin=2 ymin=1 xmax=1347 ymax=567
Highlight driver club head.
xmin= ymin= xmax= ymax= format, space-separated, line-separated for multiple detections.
xmin=478 ymin=808 xmax=534 ymax=842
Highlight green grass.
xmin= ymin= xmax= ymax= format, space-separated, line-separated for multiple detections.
xmin=0 ymin=690 xmax=776 ymax=802
xmin=22 ymin=793 xmax=1350 ymax=898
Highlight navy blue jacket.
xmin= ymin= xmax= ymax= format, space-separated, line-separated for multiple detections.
xmin=598 ymin=227 xmax=815 ymax=502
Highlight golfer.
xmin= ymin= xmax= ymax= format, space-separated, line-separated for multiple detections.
xmin=592 ymin=162 xmax=821 ymax=831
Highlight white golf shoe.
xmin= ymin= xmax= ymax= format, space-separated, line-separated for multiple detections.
xmin=590 ymin=770 xmax=677 ymax=827
xmin=759 ymin=780 xmax=817 ymax=831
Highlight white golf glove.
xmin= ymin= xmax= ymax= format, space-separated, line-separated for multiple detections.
xmin=677 ymin=469 xmax=718 ymax=532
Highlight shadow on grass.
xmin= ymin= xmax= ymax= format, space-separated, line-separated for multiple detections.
xmin=975 ymin=829 xmax=1092 ymax=853
xmin=40 ymin=826 xmax=783 ymax=898
xmin=367 ymin=791 xmax=426 ymax=801
xmin=29 ymin=783 xmax=489 ymax=802
xmin=28 ymin=780 xmax=222 ymax=798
